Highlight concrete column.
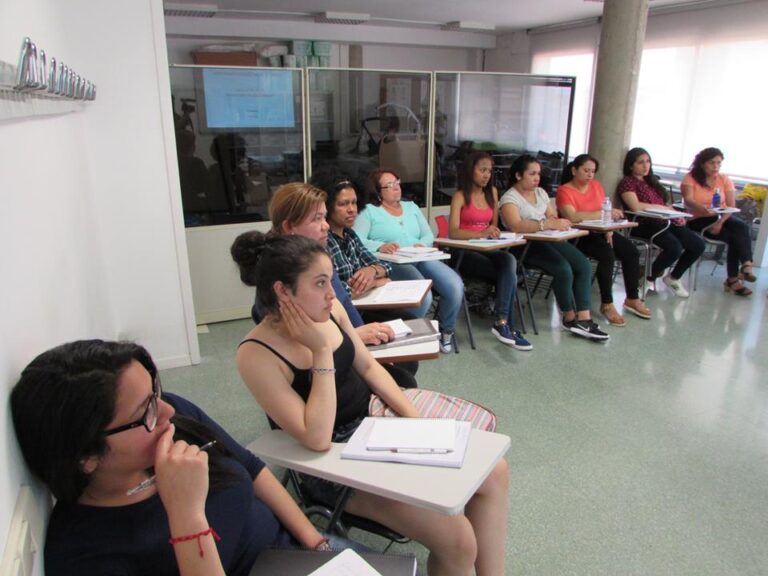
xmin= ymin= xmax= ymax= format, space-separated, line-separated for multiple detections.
xmin=588 ymin=0 xmax=649 ymax=199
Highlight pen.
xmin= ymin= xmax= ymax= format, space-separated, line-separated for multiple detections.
xmin=126 ymin=440 xmax=217 ymax=496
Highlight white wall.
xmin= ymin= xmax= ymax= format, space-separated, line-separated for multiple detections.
xmin=0 ymin=0 xmax=197 ymax=569
xmin=362 ymin=44 xmax=481 ymax=72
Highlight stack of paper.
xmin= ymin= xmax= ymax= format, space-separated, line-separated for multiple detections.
xmin=366 ymin=318 xmax=439 ymax=351
xmin=366 ymin=418 xmax=457 ymax=453
xmin=341 ymin=417 xmax=471 ymax=468
xmin=499 ymin=232 xmax=524 ymax=241
xmin=643 ymin=206 xmax=680 ymax=216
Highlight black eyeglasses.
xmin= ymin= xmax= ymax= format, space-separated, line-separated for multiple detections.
xmin=104 ymin=371 xmax=162 ymax=436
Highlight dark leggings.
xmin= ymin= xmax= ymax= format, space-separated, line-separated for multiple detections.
xmin=687 ymin=216 xmax=753 ymax=278
xmin=634 ymin=221 xmax=705 ymax=280
xmin=576 ymin=232 xmax=641 ymax=303
xmin=521 ymin=241 xmax=593 ymax=313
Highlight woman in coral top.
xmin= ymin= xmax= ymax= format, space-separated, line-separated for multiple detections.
xmin=448 ymin=151 xmax=531 ymax=351
xmin=557 ymin=154 xmax=650 ymax=325
xmin=681 ymin=147 xmax=755 ymax=296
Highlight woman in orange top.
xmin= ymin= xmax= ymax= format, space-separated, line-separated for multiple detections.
xmin=557 ymin=154 xmax=650 ymax=326
xmin=681 ymin=147 xmax=754 ymax=296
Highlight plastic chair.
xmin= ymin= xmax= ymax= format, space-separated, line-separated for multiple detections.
xmin=692 ymin=216 xmax=728 ymax=291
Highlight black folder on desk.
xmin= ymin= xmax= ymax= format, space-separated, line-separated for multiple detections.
xmin=249 ymin=547 xmax=417 ymax=575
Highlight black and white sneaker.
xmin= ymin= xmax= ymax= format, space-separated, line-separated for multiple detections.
xmin=565 ymin=319 xmax=610 ymax=341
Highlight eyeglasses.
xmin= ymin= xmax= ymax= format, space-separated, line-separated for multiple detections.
xmin=380 ymin=179 xmax=400 ymax=191
xmin=104 ymin=371 xmax=162 ymax=436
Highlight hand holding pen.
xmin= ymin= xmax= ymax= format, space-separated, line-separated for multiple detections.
xmin=129 ymin=425 xmax=216 ymax=496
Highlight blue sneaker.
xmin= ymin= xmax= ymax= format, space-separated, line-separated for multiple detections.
xmin=492 ymin=323 xmax=532 ymax=351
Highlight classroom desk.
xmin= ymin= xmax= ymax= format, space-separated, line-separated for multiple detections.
xmin=370 ymin=320 xmax=440 ymax=363
xmin=517 ymin=229 xmax=589 ymax=335
xmin=351 ymin=279 xmax=432 ymax=311
xmin=246 ymin=428 xmax=510 ymax=516
xmin=433 ymin=236 xmax=528 ymax=343
xmin=572 ymin=220 xmax=639 ymax=233
xmin=625 ymin=209 xmax=694 ymax=298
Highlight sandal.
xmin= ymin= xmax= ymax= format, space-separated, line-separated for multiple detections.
xmin=740 ymin=265 xmax=757 ymax=283
xmin=724 ymin=278 xmax=752 ymax=296
xmin=600 ymin=304 xmax=626 ymax=326
xmin=623 ymin=300 xmax=652 ymax=319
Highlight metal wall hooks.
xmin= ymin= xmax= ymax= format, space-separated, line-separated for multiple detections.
xmin=11 ymin=37 xmax=96 ymax=101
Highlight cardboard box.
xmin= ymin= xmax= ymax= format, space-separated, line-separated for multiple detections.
xmin=192 ymin=51 xmax=259 ymax=66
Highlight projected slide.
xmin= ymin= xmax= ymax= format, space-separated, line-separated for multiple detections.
xmin=202 ymin=68 xmax=295 ymax=129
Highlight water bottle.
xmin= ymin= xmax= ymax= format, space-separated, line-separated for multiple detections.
xmin=602 ymin=197 xmax=613 ymax=224
xmin=712 ymin=188 xmax=721 ymax=208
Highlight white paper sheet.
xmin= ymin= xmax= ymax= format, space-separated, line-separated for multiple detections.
xmin=308 ymin=549 xmax=383 ymax=576
xmin=366 ymin=418 xmax=457 ymax=452
xmin=382 ymin=318 xmax=412 ymax=338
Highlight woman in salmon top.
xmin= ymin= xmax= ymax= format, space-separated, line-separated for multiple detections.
xmin=681 ymin=147 xmax=754 ymax=296
xmin=557 ymin=154 xmax=650 ymax=325
xmin=448 ymin=151 xmax=531 ymax=351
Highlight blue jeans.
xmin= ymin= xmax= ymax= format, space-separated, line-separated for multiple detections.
xmin=454 ymin=250 xmax=518 ymax=324
xmin=390 ymin=260 xmax=463 ymax=333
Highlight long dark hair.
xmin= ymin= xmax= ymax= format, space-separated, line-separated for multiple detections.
xmin=622 ymin=147 xmax=669 ymax=203
xmin=561 ymin=153 xmax=599 ymax=185
xmin=460 ymin=151 xmax=495 ymax=208
xmin=508 ymin=154 xmax=541 ymax=188
xmin=231 ymin=232 xmax=329 ymax=315
xmin=10 ymin=340 xmax=235 ymax=503
xmin=689 ymin=147 xmax=724 ymax=187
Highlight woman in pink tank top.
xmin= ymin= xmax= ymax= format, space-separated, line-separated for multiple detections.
xmin=448 ymin=151 xmax=531 ymax=351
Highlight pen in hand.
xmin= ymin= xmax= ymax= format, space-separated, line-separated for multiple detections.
xmin=126 ymin=440 xmax=217 ymax=496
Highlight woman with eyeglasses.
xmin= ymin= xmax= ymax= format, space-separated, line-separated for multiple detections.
xmin=681 ymin=147 xmax=755 ymax=296
xmin=232 ymin=232 xmax=509 ymax=576
xmin=10 ymin=339 xmax=332 ymax=576
xmin=354 ymin=169 xmax=464 ymax=353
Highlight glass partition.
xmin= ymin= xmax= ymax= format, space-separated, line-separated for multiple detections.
xmin=169 ymin=66 xmax=305 ymax=227
xmin=432 ymin=72 xmax=575 ymax=207
xmin=306 ymin=68 xmax=432 ymax=207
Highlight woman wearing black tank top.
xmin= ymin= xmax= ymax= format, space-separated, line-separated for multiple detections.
xmin=232 ymin=233 xmax=509 ymax=576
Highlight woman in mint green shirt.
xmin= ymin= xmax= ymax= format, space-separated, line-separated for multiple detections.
xmin=355 ymin=169 xmax=464 ymax=353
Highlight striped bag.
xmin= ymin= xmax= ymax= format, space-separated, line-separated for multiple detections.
xmin=368 ymin=388 xmax=497 ymax=432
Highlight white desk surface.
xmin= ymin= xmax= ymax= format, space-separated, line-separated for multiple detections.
xmin=369 ymin=320 xmax=440 ymax=363
xmin=352 ymin=279 xmax=432 ymax=310
xmin=573 ymin=220 xmax=639 ymax=232
xmin=522 ymin=229 xmax=589 ymax=242
xmin=377 ymin=252 xmax=451 ymax=264
xmin=434 ymin=237 xmax=526 ymax=252
xmin=247 ymin=427 xmax=510 ymax=516
xmin=628 ymin=208 xmax=693 ymax=220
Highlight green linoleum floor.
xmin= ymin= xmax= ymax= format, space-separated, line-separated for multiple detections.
xmin=161 ymin=265 xmax=768 ymax=575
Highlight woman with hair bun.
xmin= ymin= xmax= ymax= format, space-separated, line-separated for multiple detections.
xmin=232 ymin=231 xmax=509 ymax=576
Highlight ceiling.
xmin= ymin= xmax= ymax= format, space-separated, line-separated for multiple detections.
xmin=165 ymin=0 xmax=733 ymax=32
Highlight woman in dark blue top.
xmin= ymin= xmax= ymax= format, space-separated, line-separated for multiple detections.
xmin=232 ymin=232 xmax=511 ymax=576
xmin=10 ymin=339 xmax=328 ymax=576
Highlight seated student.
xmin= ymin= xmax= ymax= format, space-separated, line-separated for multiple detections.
xmin=500 ymin=155 xmax=609 ymax=341
xmin=310 ymin=169 xmax=397 ymax=298
xmin=355 ymin=169 xmax=464 ymax=353
xmin=448 ymin=151 xmax=531 ymax=351
xmin=681 ymin=147 xmax=755 ymax=296
xmin=232 ymin=233 xmax=509 ymax=576
xmin=10 ymin=339 xmax=333 ymax=576
xmin=557 ymin=153 xmax=651 ymax=325
xmin=244 ymin=181 xmax=418 ymax=387
xmin=617 ymin=147 xmax=705 ymax=298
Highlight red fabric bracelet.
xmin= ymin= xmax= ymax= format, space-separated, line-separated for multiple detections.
xmin=169 ymin=527 xmax=221 ymax=558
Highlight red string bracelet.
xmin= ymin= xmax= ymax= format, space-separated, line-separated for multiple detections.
xmin=169 ymin=527 xmax=221 ymax=558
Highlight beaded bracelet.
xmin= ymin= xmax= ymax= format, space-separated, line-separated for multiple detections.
xmin=311 ymin=367 xmax=336 ymax=375
xmin=169 ymin=527 xmax=221 ymax=558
